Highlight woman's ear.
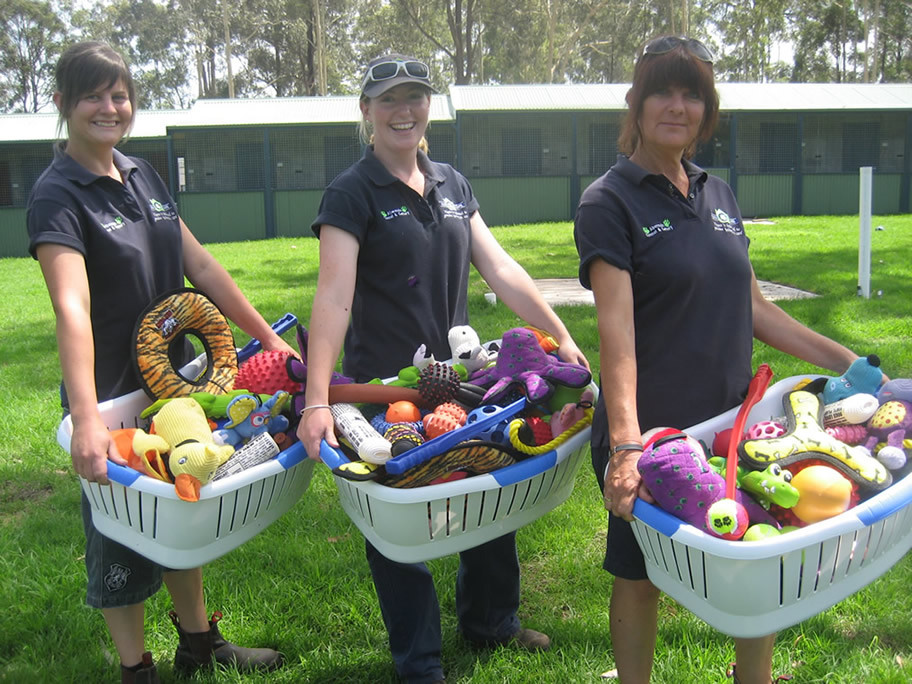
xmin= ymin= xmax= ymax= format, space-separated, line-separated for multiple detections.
xmin=52 ymin=91 xmax=63 ymax=112
xmin=624 ymin=88 xmax=634 ymax=107
xmin=359 ymin=98 xmax=371 ymax=121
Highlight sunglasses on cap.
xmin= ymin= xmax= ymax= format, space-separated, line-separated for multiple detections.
xmin=643 ymin=36 xmax=714 ymax=63
xmin=365 ymin=59 xmax=430 ymax=83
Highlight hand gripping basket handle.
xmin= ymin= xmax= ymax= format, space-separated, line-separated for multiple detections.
xmin=236 ymin=313 xmax=298 ymax=363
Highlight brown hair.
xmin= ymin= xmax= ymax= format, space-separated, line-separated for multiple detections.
xmin=618 ymin=40 xmax=719 ymax=159
xmin=54 ymin=41 xmax=136 ymax=139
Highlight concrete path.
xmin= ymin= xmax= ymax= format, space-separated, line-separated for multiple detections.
xmin=512 ymin=278 xmax=817 ymax=307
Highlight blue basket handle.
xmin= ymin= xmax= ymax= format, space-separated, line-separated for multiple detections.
xmin=237 ymin=313 xmax=298 ymax=363
xmin=105 ymin=460 xmax=145 ymax=487
xmin=320 ymin=439 xmax=348 ymax=470
xmin=275 ymin=440 xmax=308 ymax=469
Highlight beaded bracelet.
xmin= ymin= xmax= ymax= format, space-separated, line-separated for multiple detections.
xmin=299 ymin=404 xmax=331 ymax=416
xmin=609 ymin=441 xmax=644 ymax=457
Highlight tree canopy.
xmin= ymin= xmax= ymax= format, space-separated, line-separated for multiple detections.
xmin=1 ymin=0 xmax=909 ymax=112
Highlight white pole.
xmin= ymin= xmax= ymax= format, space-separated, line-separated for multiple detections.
xmin=858 ymin=166 xmax=873 ymax=299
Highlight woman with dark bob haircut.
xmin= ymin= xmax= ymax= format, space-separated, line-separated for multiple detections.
xmin=28 ymin=41 xmax=294 ymax=682
xmin=575 ymin=36 xmax=861 ymax=683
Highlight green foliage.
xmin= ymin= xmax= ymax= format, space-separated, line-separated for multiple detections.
xmin=1 ymin=215 xmax=911 ymax=682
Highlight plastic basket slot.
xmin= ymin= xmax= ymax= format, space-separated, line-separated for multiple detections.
xmin=363 ymin=491 xmax=374 ymax=528
xmin=216 ymin=494 xmax=228 ymax=538
xmin=813 ymin=535 xmax=839 ymax=592
xmin=261 ymin=472 xmax=279 ymax=510
xmin=462 ymin=495 xmax=469 ymax=533
xmin=524 ymin=472 xmax=547 ymax=510
xmin=505 ymin=482 xmax=522 ymax=516
xmin=491 ymin=487 xmax=504 ymax=521
xmin=104 ymin=484 xmax=119 ymax=520
xmin=683 ymin=541 xmax=703 ymax=598
xmin=120 ymin=485 xmax=133 ymax=529
xmin=238 ymin=483 xmax=255 ymax=528
xmin=475 ymin=490 xmax=488 ymax=528
xmin=668 ymin=538 xmax=687 ymax=586
xmin=249 ymin=478 xmax=267 ymax=521
xmin=517 ymin=478 xmax=534 ymax=511
xmin=842 ymin=528 xmax=868 ymax=577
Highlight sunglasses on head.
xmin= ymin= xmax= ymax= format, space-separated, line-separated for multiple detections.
xmin=365 ymin=59 xmax=430 ymax=83
xmin=643 ymin=36 xmax=714 ymax=63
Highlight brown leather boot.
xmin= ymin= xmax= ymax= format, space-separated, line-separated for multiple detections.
xmin=170 ymin=610 xmax=284 ymax=676
xmin=121 ymin=651 xmax=159 ymax=684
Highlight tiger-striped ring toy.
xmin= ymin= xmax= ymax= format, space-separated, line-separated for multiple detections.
xmin=132 ymin=288 xmax=238 ymax=399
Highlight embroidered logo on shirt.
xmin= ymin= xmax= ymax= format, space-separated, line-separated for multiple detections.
xmin=711 ymin=208 xmax=744 ymax=235
xmin=641 ymin=218 xmax=674 ymax=237
xmin=439 ymin=196 xmax=468 ymax=220
xmin=380 ymin=205 xmax=410 ymax=220
xmin=100 ymin=216 xmax=125 ymax=233
xmin=149 ymin=198 xmax=179 ymax=223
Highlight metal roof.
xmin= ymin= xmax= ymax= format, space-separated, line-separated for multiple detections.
xmin=449 ymin=82 xmax=912 ymax=112
xmin=2 ymin=108 xmax=191 ymax=143
xmin=449 ymin=84 xmax=631 ymax=111
xmin=173 ymin=93 xmax=454 ymax=128
xmin=1 ymin=84 xmax=908 ymax=142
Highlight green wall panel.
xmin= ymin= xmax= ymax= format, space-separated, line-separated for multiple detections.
xmin=736 ymin=175 xmax=793 ymax=217
xmin=470 ymin=177 xmax=570 ymax=227
xmin=802 ymin=174 xmax=901 ymax=215
xmin=706 ymin=167 xmax=730 ymax=183
xmin=802 ymin=175 xmax=858 ymax=215
xmin=873 ymin=174 xmax=901 ymax=214
xmin=0 ymin=208 xmax=29 ymax=258
xmin=274 ymin=190 xmax=323 ymax=238
xmin=177 ymin=192 xmax=265 ymax=243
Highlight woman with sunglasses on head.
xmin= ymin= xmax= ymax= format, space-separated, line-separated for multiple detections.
xmin=27 ymin=41 xmax=295 ymax=683
xmin=575 ymin=36 xmax=860 ymax=684
xmin=297 ymin=54 xmax=588 ymax=683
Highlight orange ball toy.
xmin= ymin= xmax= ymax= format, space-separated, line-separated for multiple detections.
xmin=386 ymin=400 xmax=421 ymax=423
xmin=790 ymin=465 xmax=853 ymax=523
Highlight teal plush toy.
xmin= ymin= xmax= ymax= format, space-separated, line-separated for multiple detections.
xmin=823 ymin=354 xmax=884 ymax=404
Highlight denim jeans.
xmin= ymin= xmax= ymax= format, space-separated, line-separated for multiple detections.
xmin=366 ymin=531 xmax=521 ymax=683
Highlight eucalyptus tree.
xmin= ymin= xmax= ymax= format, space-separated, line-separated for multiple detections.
xmin=707 ymin=0 xmax=791 ymax=81
xmin=71 ymin=0 xmax=193 ymax=108
xmin=0 ymin=0 xmax=65 ymax=112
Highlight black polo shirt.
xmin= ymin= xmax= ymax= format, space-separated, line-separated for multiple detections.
xmin=27 ymin=145 xmax=185 ymax=405
xmin=575 ymin=155 xmax=754 ymax=444
xmin=312 ymin=146 xmax=479 ymax=382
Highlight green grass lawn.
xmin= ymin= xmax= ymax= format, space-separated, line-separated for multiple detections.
xmin=1 ymin=215 xmax=911 ymax=682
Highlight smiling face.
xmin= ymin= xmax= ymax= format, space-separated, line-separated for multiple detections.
xmin=360 ymin=83 xmax=431 ymax=155
xmin=58 ymin=78 xmax=133 ymax=151
xmin=636 ymin=84 xmax=706 ymax=157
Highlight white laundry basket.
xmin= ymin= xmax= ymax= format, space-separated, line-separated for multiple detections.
xmin=629 ymin=375 xmax=912 ymax=637
xmin=320 ymin=383 xmax=597 ymax=563
xmin=56 ymin=320 xmax=313 ymax=570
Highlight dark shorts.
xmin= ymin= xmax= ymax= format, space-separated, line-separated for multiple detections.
xmin=591 ymin=444 xmax=648 ymax=581
xmin=81 ymin=492 xmax=170 ymax=608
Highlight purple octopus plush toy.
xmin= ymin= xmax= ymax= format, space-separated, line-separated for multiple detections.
xmin=468 ymin=327 xmax=591 ymax=404
xmin=637 ymin=429 xmax=779 ymax=537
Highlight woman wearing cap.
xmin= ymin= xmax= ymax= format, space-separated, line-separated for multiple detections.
xmin=297 ymin=54 xmax=588 ymax=683
xmin=27 ymin=41 xmax=294 ymax=682
xmin=574 ymin=36 xmax=860 ymax=684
